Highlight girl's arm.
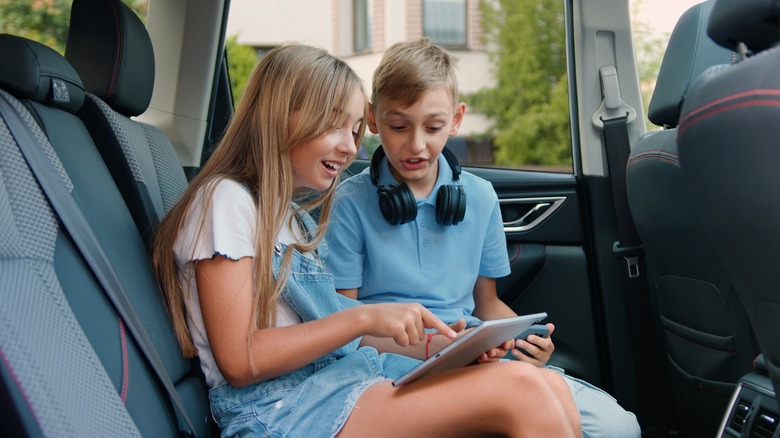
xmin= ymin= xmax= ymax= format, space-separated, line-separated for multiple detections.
xmin=196 ymin=256 xmax=455 ymax=387
xmin=360 ymin=319 xmax=466 ymax=360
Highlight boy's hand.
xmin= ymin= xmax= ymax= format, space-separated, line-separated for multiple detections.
xmin=511 ymin=323 xmax=556 ymax=366
xmin=477 ymin=338 xmax=515 ymax=364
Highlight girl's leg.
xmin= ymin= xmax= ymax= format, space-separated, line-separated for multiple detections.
xmin=338 ymin=361 xmax=581 ymax=438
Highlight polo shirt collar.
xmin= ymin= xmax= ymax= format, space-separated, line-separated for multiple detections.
xmin=376 ymin=152 xmax=454 ymax=206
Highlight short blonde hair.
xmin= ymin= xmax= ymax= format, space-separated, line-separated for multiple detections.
xmin=372 ymin=38 xmax=459 ymax=108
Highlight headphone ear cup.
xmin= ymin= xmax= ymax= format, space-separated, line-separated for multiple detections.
xmin=436 ymin=185 xmax=466 ymax=226
xmin=378 ymin=183 xmax=417 ymax=225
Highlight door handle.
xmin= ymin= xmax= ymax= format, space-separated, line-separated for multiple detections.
xmin=501 ymin=196 xmax=566 ymax=232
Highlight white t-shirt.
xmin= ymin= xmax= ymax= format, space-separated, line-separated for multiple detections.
xmin=173 ymin=178 xmax=303 ymax=388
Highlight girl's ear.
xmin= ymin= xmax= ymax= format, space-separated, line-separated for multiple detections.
xmin=368 ymin=105 xmax=379 ymax=134
xmin=448 ymin=102 xmax=467 ymax=137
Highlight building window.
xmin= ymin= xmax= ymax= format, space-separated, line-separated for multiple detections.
xmin=423 ymin=0 xmax=466 ymax=47
xmin=354 ymin=0 xmax=372 ymax=53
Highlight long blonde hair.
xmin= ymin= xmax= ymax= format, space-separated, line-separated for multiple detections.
xmin=153 ymin=45 xmax=367 ymax=358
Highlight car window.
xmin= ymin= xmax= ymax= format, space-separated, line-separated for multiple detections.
xmin=225 ymin=0 xmax=573 ymax=173
xmin=630 ymin=0 xmax=706 ymax=132
xmin=1 ymin=0 xmax=147 ymax=54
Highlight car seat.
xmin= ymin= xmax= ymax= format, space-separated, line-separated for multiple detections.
xmin=64 ymin=0 xmax=188 ymax=245
xmin=625 ymin=2 xmax=757 ymax=435
xmin=677 ymin=0 xmax=780 ymax=406
xmin=0 ymin=34 xmax=213 ymax=437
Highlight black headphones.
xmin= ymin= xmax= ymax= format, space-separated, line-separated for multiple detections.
xmin=369 ymin=146 xmax=466 ymax=226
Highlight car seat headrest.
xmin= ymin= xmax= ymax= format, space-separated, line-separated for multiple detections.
xmin=65 ymin=0 xmax=154 ymax=118
xmin=648 ymin=0 xmax=735 ymax=128
xmin=708 ymin=0 xmax=780 ymax=54
xmin=0 ymin=34 xmax=85 ymax=114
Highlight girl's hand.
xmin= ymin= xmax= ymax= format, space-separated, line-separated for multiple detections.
xmin=511 ymin=323 xmax=556 ymax=366
xmin=362 ymin=303 xmax=456 ymax=346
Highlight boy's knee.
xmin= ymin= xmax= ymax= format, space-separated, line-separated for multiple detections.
xmin=581 ymin=409 xmax=640 ymax=438
xmin=555 ymin=371 xmax=640 ymax=438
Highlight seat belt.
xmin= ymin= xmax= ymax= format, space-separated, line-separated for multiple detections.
xmin=0 ymin=94 xmax=197 ymax=438
xmin=595 ymin=66 xmax=668 ymax=436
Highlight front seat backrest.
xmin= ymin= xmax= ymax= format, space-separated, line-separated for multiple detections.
xmin=625 ymin=2 xmax=755 ymax=436
xmin=65 ymin=0 xmax=188 ymax=245
xmin=0 ymin=33 xmax=212 ymax=437
xmin=678 ymin=0 xmax=780 ymax=403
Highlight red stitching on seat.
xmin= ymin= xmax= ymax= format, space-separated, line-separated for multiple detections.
xmin=678 ymin=89 xmax=780 ymax=133
xmin=107 ymin=0 xmax=122 ymax=98
xmin=0 ymin=347 xmax=42 ymax=428
xmin=119 ymin=318 xmax=129 ymax=403
xmin=627 ymin=151 xmax=680 ymax=167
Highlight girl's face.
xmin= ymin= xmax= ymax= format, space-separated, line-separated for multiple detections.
xmin=290 ymin=92 xmax=365 ymax=191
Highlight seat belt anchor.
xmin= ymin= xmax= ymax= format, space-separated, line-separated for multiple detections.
xmin=613 ymin=241 xmax=643 ymax=279
xmin=592 ymin=65 xmax=637 ymax=129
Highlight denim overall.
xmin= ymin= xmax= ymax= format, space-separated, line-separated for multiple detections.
xmin=208 ymin=210 xmax=419 ymax=437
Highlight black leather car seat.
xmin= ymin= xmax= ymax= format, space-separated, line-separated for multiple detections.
xmin=625 ymin=2 xmax=756 ymax=435
xmin=678 ymin=0 xmax=780 ymax=404
xmin=65 ymin=0 xmax=188 ymax=245
xmin=0 ymin=34 xmax=213 ymax=437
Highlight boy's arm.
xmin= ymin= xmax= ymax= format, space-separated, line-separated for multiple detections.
xmin=472 ymin=276 xmax=516 ymax=320
xmin=337 ymin=288 xmax=358 ymax=299
xmin=472 ymin=275 xmax=555 ymax=366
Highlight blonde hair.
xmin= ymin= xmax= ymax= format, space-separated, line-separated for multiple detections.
xmin=371 ymin=37 xmax=459 ymax=108
xmin=153 ymin=45 xmax=367 ymax=358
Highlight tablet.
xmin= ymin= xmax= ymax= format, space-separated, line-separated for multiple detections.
xmin=392 ymin=312 xmax=548 ymax=387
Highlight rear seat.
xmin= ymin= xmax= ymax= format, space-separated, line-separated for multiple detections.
xmin=64 ymin=0 xmax=188 ymax=245
xmin=0 ymin=34 xmax=213 ymax=437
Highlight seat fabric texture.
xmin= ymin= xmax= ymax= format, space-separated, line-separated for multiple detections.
xmin=678 ymin=0 xmax=780 ymax=407
xmin=625 ymin=2 xmax=757 ymax=436
xmin=0 ymin=33 xmax=213 ymax=437
xmin=65 ymin=0 xmax=188 ymax=245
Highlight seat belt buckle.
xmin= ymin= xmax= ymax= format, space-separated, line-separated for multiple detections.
xmin=613 ymin=241 xmax=643 ymax=279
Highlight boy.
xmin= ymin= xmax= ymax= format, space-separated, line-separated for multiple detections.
xmin=325 ymin=38 xmax=640 ymax=438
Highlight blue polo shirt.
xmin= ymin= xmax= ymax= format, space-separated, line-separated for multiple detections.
xmin=325 ymin=153 xmax=510 ymax=325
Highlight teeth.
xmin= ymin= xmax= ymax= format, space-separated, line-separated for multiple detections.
xmin=407 ymin=158 xmax=420 ymax=163
xmin=324 ymin=161 xmax=340 ymax=170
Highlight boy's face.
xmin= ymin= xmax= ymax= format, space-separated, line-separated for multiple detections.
xmin=369 ymin=88 xmax=465 ymax=195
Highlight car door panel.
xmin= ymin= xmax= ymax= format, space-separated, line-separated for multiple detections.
xmin=469 ymin=167 xmax=603 ymax=389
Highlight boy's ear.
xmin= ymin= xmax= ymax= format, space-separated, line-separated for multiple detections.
xmin=448 ymin=102 xmax=467 ymax=137
xmin=367 ymin=105 xmax=379 ymax=134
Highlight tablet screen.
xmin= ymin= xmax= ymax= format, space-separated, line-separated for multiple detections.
xmin=392 ymin=312 xmax=547 ymax=387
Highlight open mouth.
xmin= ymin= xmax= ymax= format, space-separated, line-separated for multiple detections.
xmin=323 ymin=161 xmax=341 ymax=171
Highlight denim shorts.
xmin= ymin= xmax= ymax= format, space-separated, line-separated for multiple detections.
xmin=208 ymin=347 xmax=419 ymax=437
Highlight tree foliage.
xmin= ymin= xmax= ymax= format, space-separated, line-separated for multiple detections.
xmin=1 ymin=0 xmax=148 ymax=54
xmin=224 ymin=36 xmax=258 ymax=105
xmin=467 ymin=0 xmax=571 ymax=168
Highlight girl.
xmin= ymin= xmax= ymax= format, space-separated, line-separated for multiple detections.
xmin=153 ymin=44 xmax=581 ymax=437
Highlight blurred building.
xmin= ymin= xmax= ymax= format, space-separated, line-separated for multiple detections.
xmin=226 ymin=0 xmax=496 ymax=164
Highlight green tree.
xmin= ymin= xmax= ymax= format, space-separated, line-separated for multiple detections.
xmin=467 ymin=0 xmax=570 ymax=168
xmin=224 ymin=36 xmax=258 ymax=105
xmin=1 ymin=0 xmax=148 ymax=54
